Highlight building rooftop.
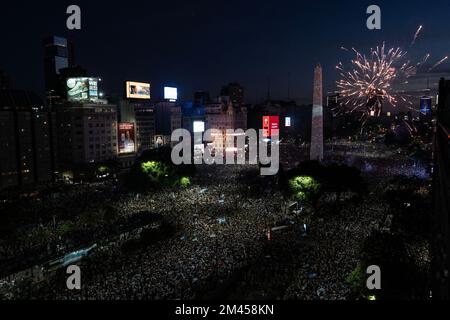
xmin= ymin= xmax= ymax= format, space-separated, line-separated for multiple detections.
xmin=0 ymin=89 xmax=45 ymax=110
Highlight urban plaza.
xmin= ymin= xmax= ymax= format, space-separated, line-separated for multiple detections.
xmin=170 ymin=127 xmax=280 ymax=176
xmin=0 ymin=2 xmax=449 ymax=317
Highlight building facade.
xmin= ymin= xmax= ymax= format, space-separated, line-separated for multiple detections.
xmin=0 ymin=90 xmax=56 ymax=190
xmin=56 ymin=103 xmax=118 ymax=168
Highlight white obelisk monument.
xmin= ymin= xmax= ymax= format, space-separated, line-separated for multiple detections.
xmin=310 ymin=64 xmax=324 ymax=161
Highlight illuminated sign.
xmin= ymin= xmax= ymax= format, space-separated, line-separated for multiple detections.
xmin=193 ymin=121 xmax=205 ymax=133
xmin=118 ymin=123 xmax=136 ymax=154
xmin=262 ymin=116 xmax=280 ymax=138
xmin=67 ymin=78 xmax=98 ymax=101
xmin=420 ymin=96 xmax=432 ymax=115
xmin=126 ymin=81 xmax=151 ymax=100
xmin=285 ymin=117 xmax=291 ymax=127
xmin=154 ymin=135 xmax=165 ymax=148
xmin=164 ymin=87 xmax=178 ymax=101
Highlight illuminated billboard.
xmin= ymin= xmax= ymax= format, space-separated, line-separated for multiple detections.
xmin=193 ymin=121 xmax=205 ymax=133
xmin=420 ymin=96 xmax=432 ymax=115
xmin=164 ymin=87 xmax=178 ymax=101
xmin=126 ymin=81 xmax=151 ymax=100
xmin=154 ymin=135 xmax=165 ymax=148
xmin=285 ymin=117 xmax=291 ymax=127
xmin=67 ymin=78 xmax=98 ymax=101
xmin=118 ymin=123 xmax=136 ymax=154
xmin=262 ymin=116 xmax=280 ymax=138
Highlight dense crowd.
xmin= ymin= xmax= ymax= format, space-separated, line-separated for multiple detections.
xmin=0 ymin=141 xmax=430 ymax=300
xmin=2 ymin=166 xmax=288 ymax=299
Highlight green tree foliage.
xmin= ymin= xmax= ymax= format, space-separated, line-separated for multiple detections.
xmin=350 ymin=230 xmax=429 ymax=300
xmin=125 ymin=147 xmax=195 ymax=191
xmin=281 ymin=161 xmax=366 ymax=210
xmin=346 ymin=262 xmax=367 ymax=293
xmin=178 ymin=177 xmax=191 ymax=188
xmin=141 ymin=161 xmax=170 ymax=184
xmin=288 ymin=176 xmax=320 ymax=202
xmin=96 ymin=165 xmax=110 ymax=177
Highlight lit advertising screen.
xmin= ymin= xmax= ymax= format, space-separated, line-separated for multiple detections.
xmin=154 ymin=135 xmax=165 ymax=148
xmin=164 ymin=87 xmax=178 ymax=101
xmin=263 ymin=116 xmax=280 ymax=138
xmin=420 ymin=96 xmax=432 ymax=115
xmin=126 ymin=81 xmax=151 ymax=100
xmin=118 ymin=123 xmax=136 ymax=154
xmin=193 ymin=121 xmax=205 ymax=133
xmin=67 ymin=78 xmax=98 ymax=101
xmin=285 ymin=117 xmax=291 ymax=127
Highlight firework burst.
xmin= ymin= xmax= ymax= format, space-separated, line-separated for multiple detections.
xmin=335 ymin=25 xmax=448 ymax=122
xmin=336 ymin=43 xmax=415 ymax=118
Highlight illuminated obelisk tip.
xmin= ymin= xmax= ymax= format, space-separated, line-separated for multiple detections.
xmin=310 ymin=64 xmax=324 ymax=161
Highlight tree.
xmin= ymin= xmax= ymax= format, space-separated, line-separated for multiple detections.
xmin=355 ymin=230 xmax=428 ymax=300
xmin=124 ymin=147 xmax=195 ymax=191
xmin=288 ymin=176 xmax=320 ymax=202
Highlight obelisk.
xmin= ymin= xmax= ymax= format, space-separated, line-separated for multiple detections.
xmin=310 ymin=64 xmax=324 ymax=161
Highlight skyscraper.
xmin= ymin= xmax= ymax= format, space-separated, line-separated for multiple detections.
xmin=220 ymin=83 xmax=245 ymax=106
xmin=43 ymin=36 xmax=76 ymax=103
xmin=0 ymin=69 xmax=12 ymax=89
xmin=0 ymin=89 xmax=57 ymax=189
xmin=310 ymin=64 xmax=324 ymax=161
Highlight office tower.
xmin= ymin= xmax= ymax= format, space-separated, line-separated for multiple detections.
xmin=194 ymin=91 xmax=211 ymax=105
xmin=310 ymin=64 xmax=324 ymax=161
xmin=0 ymin=89 xmax=57 ymax=189
xmin=56 ymin=102 xmax=118 ymax=169
xmin=220 ymin=83 xmax=245 ymax=106
xmin=432 ymin=78 xmax=450 ymax=299
xmin=43 ymin=36 xmax=72 ymax=95
xmin=0 ymin=70 xmax=12 ymax=89
xmin=119 ymin=100 xmax=156 ymax=154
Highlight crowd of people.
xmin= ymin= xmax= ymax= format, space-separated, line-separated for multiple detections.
xmin=325 ymin=141 xmax=430 ymax=179
xmin=0 ymin=141 xmax=428 ymax=300
xmin=2 ymin=166 xmax=288 ymax=300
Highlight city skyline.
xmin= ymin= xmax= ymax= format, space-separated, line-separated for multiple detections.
xmin=2 ymin=0 xmax=450 ymax=104
xmin=1 ymin=0 xmax=450 ymax=306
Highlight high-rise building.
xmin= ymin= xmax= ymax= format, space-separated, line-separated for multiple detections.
xmin=0 ymin=70 xmax=12 ymax=89
xmin=155 ymin=101 xmax=176 ymax=136
xmin=194 ymin=91 xmax=211 ymax=105
xmin=310 ymin=64 xmax=324 ymax=161
xmin=43 ymin=36 xmax=87 ymax=105
xmin=221 ymin=83 xmax=245 ymax=106
xmin=119 ymin=100 xmax=156 ymax=154
xmin=56 ymin=102 xmax=118 ymax=169
xmin=432 ymin=78 xmax=450 ymax=299
xmin=0 ymin=89 xmax=57 ymax=190
xmin=171 ymin=104 xmax=183 ymax=133
xmin=43 ymin=36 xmax=72 ymax=95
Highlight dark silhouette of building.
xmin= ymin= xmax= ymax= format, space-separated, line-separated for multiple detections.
xmin=119 ymin=99 xmax=156 ymax=155
xmin=194 ymin=91 xmax=211 ymax=105
xmin=0 ymin=89 xmax=57 ymax=190
xmin=0 ymin=69 xmax=12 ymax=89
xmin=43 ymin=36 xmax=72 ymax=96
xmin=43 ymin=36 xmax=86 ymax=105
xmin=221 ymin=83 xmax=244 ymax=106
xmin=432 ymin=78 xmax=450 ymax=299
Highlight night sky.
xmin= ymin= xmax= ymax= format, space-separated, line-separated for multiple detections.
xmin=1 ymin=0 xmax=450 ymax=104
